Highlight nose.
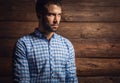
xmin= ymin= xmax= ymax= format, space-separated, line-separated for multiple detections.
xmin=54 ymin=15 xmax=59 ymax=23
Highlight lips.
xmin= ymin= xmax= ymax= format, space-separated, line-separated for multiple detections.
xmin=52 ymin=24 xmax=58 ymax=27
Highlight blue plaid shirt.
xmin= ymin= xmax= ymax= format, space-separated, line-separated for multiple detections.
xmin=13 ymin=28 xmax=78 ymax=83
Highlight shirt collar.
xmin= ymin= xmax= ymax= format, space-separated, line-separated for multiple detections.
xmin=33 ymin=28 xmax=58 ymax=39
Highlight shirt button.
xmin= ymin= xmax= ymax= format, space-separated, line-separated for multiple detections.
xmin=51 ymin=72 xmax=55 ymax=77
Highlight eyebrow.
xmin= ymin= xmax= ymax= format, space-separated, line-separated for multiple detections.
xmin=47 ymin=12 xmax=62 ymax=15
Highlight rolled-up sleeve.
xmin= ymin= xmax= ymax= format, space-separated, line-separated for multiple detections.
xmin=13 ymin=39 xmax=30 ymax=83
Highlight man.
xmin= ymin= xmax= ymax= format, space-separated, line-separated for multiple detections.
xmin=13 ymin=0 xmax=78 ymax=83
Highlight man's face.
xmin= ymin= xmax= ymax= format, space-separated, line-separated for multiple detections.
xmin=42 ymin=4 xmax=62 ymax=32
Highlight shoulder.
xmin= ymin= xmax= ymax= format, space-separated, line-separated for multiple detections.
xmin=15 ymin=33 xmax=34 ymax=46
xmin=55 ymin=33 xmax=73 ymax=47
xmin=17 ymin=34 xmax=30 ymax=42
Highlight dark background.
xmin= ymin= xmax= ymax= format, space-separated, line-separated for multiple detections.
xmin=0 ymin=0 xmax=120 ymax=83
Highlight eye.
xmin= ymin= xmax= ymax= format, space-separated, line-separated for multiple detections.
xmin=58 ymin=14 xmax=62 ymax=17
xmin=47 ymin=13 xmax=54 ymax=16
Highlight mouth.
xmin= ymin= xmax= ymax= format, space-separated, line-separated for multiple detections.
xmin=52 ymin=24 xmax=59 ymax=27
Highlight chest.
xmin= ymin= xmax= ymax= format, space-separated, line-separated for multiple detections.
xmin=26 ymin=39 xmax=69 ymax=66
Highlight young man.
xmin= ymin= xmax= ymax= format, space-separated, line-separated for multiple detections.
xmin=13 ymin=0 xmax=78 ymax=83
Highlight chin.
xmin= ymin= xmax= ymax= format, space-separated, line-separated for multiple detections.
xmin=45 ymin=25 xmax=58 ymax=32
xmin=51 ymin=27 xmax=58 ymax=32
xmin=51 ymin=29 xmax=57 ymax=32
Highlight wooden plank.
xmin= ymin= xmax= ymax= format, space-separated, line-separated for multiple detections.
xmin=0 ymin=39 xmax=16 ymax=57
xmin=0 ymin=7 xmax=119 ymax=22
xmin=0 ymin=0 xmax=35 ymax=21
xmin=78 ymin=76 xmax=120 ymax=83
xmin=76 ymin=58 xmax=120 ymax=76
xmin=1 ymin=0 xmax=119 ymax=11
xmin=59 ymin=22 xmax=120 ymax=39
xmin=0 ymin=76 xmax=120 ymax=83
xmin=0 ymin=22 xmax=37 ymax=38
xmin=0 ymin=0 xmax=120 ymax=10
xmin=62 ymin=0 xmax=120 ymax=7
xmin=71 ymin=39 xmax=120 ymax=58
xmin=0 ymin=57 xmax=12 ymax=76
xmin=0 ymin=0 xmax=119 ymax=9
xmin=0 ymin=1 xmax=120 ymax=21
xmin=0 ymin=22 xmax=120 ymax=39
xmin=62 ymin=7 xmax=120 ymax=22
xmin=0 ymin=0 xmax=120 ymax=9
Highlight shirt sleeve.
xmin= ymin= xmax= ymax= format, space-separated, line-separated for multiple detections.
xmin=13 ymin=39 xmax=30 ymax=83
xmin=66 ymin=41 xmax=78 ymax=83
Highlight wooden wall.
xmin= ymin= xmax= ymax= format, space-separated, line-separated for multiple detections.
xmin=0 ymin=0 xmax=120 ymax=83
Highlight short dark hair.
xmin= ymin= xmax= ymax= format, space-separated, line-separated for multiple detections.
xmin=36 ymin=0 xmax=62 ymax=16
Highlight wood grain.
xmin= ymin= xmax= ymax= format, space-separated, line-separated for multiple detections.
xmin=0 ymin=7 xmax=119 ymax=22
xmin=0 ymin=76 xmax=120 ymax=83
xmin=0 ymin=0 xmax=120 ymax=82
xmin=76 ymin=58 xmax=120 ymax=76
xmin=0 ymin=22 xmax=120 ymax=39
xmin=71 ymin=39 xmax=120 ymax=58
xmin=79 ymin=76 xmax=120 ymax=83
xmin=0 ymin=57 xmax=12 ymax=76
xmin=59 ymin=23 xmax=120 ymax=39
xmin=0 ymin=0 xmax=120 ymax=22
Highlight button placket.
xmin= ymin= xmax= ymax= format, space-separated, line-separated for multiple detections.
xmin=49 ymin=41 xmax=55 ymax=78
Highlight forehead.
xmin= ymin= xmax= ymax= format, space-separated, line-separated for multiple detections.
xmin=46 ymin=4 xmax=62 ymax=13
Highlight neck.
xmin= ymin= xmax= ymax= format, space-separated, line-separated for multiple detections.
xmin=45 ymin=32 xmax=54 ymax=40
xmin=38 ymin=24 xmax=54 ymax=40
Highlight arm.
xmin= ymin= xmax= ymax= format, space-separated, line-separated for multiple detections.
xmin=13 ymin=39 xmax=30 ymax=83
xmin=66 ymin=42 xmax=78 ymax=83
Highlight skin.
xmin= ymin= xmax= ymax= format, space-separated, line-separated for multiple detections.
xmin=38 ymin=4 xmax=62 ymax=40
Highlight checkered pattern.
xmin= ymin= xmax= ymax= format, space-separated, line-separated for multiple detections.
xmin=13 ymin=28 xmax=78 ymax=83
